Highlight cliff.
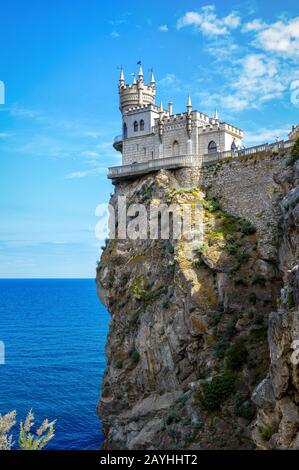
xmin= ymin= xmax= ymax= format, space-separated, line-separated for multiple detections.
xmin=96 ymin=145 xmax=299 ymax=450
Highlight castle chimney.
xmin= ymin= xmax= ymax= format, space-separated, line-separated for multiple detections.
xmin=168 ymin=101 xmax=173 ymax=116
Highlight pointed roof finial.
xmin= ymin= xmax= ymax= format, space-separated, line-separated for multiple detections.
xmin=137 ymin=61 xmax=143 ymax=79
xmin=159 ymin=101 xmax=163 ymax=113
xmin=214 ymin=108 xmax=219 ymax=120
xmin=187 ymin=95 xmax=192 ymax=114
xmin=119 ymin=66 xmax=124 ymax=82
xmin=150 ymin=69 xmax=155 ymax=85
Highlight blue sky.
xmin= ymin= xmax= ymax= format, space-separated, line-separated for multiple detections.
xmin=0 ymin=0 xmax=298 ymax=278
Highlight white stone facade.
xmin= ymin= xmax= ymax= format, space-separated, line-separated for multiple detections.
xmin=116 ymin=65 xmax=244 ymax=165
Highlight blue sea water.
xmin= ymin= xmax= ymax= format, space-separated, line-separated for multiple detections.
xmin=0 ymin=279 xmax=109 ymax=450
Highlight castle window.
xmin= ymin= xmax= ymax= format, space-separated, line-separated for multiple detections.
xmin=123 ymin=123 xmax=127 ymax=140
xmin=172 ymin=140 xmax=180 ymax=157
xmin=143 ymin=147 xmax=146 ymax=156
xmin=134 ymin=121 xmax=138 ymax=132
xmin=208 ymin=140 xmax=217 ymax=154
xmin=140 ymin=119 xmax=145 ymax=131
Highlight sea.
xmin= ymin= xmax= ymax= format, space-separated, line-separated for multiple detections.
xmin=0 ymin=279 xmax=109 ymax=450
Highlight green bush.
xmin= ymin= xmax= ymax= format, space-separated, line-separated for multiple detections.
xmin=285 ymin=137 xmax=299 ymax=166
xmin=239 ymin=219 xmax=256 ymax=235
xmin=196 ymin=371 xmax=237 ymax=411
xmin=115 ymin=360 xmax=123 ymax=369
xmin=234 ymin=277 xmax=248 ymax=287
xmin=208 ymin=310 xmax=223 ymax=326
xmin=213 ymin=339 xmax=230 ymax=358
xmin=234 ymin=393 xmax=255 ymax=420
xmin=237 ymin=251 xmax=250 ymax=264
xmin=287 ymin=291 xmax=295 ymax=309
xmin=225 ymin=337 xmax=248 ymax=371
xmin=249 ymin=292 xmax=257 ymax=304
xmin=165 ymin=410 xmax=180 ymax=425
xmin=163 ymin=241 xmax=174 ymax=254
xmin=259 ymin=426 xmax=275 ymax=441
xmin=128 ymin=348 xmax=140 ymax=364
xmin=252 ymin=274 xmax=266 ymax=286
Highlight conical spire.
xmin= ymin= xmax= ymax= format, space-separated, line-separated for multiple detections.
xmin=187 ymin=95 xmax=192 ymax=114
xmin=214 ymin=108 xmax=219 ymax=120
xmin=150 ymin=69 xmax=155 ymax=86
xmin=119 ymin=66 xmax=125 ymax=88
xmin=159 ymin=101 xmax=163 ymax=113
xmin=138 ymin=62 xmax=144 ymax=80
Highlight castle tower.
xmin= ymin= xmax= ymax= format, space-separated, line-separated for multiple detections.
xmin=118 ymin=63 xmax=156 ymax=114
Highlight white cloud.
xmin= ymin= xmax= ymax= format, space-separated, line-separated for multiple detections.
xmin=254 ymin=17 xmax=299 ymax=57
xmin=65 ymin=167 xmax=107 ymax=179
xmin=242 ymin=19 xmax=266 ymax=32
xmin=158 ymin=24 xmax=168 ymax=32
xmin=177 ymin=5 xmax=241 ymax=37
xmin=244 ymin=126 xmax=291 ymax=145
xmin=111 ymin=31 xmax=120 ymax=38
xmin=157 ymin=73 xmax=184 ymax=92
xmin=196 ymin=53 xmax=290 ymax=112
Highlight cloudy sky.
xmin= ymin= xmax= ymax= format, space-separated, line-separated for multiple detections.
xmin=0 ymin=0 xmax=298 ymax=277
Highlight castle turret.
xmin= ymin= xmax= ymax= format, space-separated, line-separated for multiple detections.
xmin=118 ymin=62 xmax=156 ymax=114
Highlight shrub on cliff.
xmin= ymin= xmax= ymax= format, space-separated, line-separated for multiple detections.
xmin=195 ymin=371 xmax=237 ymax=411
xmin=286 ymin=137 xmax=299 ymax=166
xmin=225 ymin=337 xmax=248 ymax=371
xmin=0 ymin=410 xmax=55 ymax=450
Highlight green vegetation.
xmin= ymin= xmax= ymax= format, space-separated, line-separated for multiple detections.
xmin=237 ymin=250 xmax=250 ymax=264
xmin=0 ymin=410 xmax=55 ymax=450
xmin=259 ymin=425 xmax=275 ymax=441
xmin=195 ymin=371 xmax=237 ymax=411
xmin=234 ymin=393 xmax=255 ymax=421
xmin=115 ymin=360 xmax=123 ymax=369
xmin=234 ymin=277 xmax=248 ymax=287
xmin=133 ymin=180 xmax=154 ymax=203
xmin=165 ymin=410 xmax=180 ymax=425
xmin=252 ymin=274 xmax=266 ymax=286
xmin=285 ymin=136 xmax=299 ymax=166
xmin=163 ymin=240 xmax=174 ymax=254
xmin=213 ymin=339 xmax=230 ymax=359
xmin=128 ymin=347 xmax=140 ymax=364
xmin=249 ymin=292 xmax=257 ymax=304
xmin=208 ymin=310 xmax=223 ymax=326
xmin=239 ymin=219 xmax=256 ymax=235
xmin=225 ymin=337 xmax=248 ymax=371
xmin=287 ymin=291 xmax=295 ymax=309
xmin=130 ymin=276 xmax=168 ymax=303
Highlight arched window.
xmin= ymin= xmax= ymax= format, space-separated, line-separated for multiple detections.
xmin=208 ymin=140 xmax=217 ymax=154
xmin=123 ymin=123 xmax=127 ymax=140
xmin=140 ymin=119 xmax=145 ymax=131
xmin=172 ymin=140 xmax=180 ymax=157
xmin=134 ymin=121 xmax=138 ymax=132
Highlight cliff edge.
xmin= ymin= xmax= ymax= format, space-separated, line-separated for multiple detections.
xmin=96 ymin=146 xmax=299 ymax=449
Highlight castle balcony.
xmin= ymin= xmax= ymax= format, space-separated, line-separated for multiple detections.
xmin=113 ymin=135 xmax=123 ymax=152
xmin=108 ymin=139 xmax=294 ymax=181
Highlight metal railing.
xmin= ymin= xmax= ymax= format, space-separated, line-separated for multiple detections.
xmin=108 ymin=139 xmax=294 ymax=179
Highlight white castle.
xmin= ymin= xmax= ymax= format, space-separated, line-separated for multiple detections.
xmin=109 ymin=63 xmax=295 ymax=180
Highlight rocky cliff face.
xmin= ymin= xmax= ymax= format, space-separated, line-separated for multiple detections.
xmin=252 ymin=158 xmax=299 ymax=449
xmin=96 ymin=148 xmax=299 ymax=450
